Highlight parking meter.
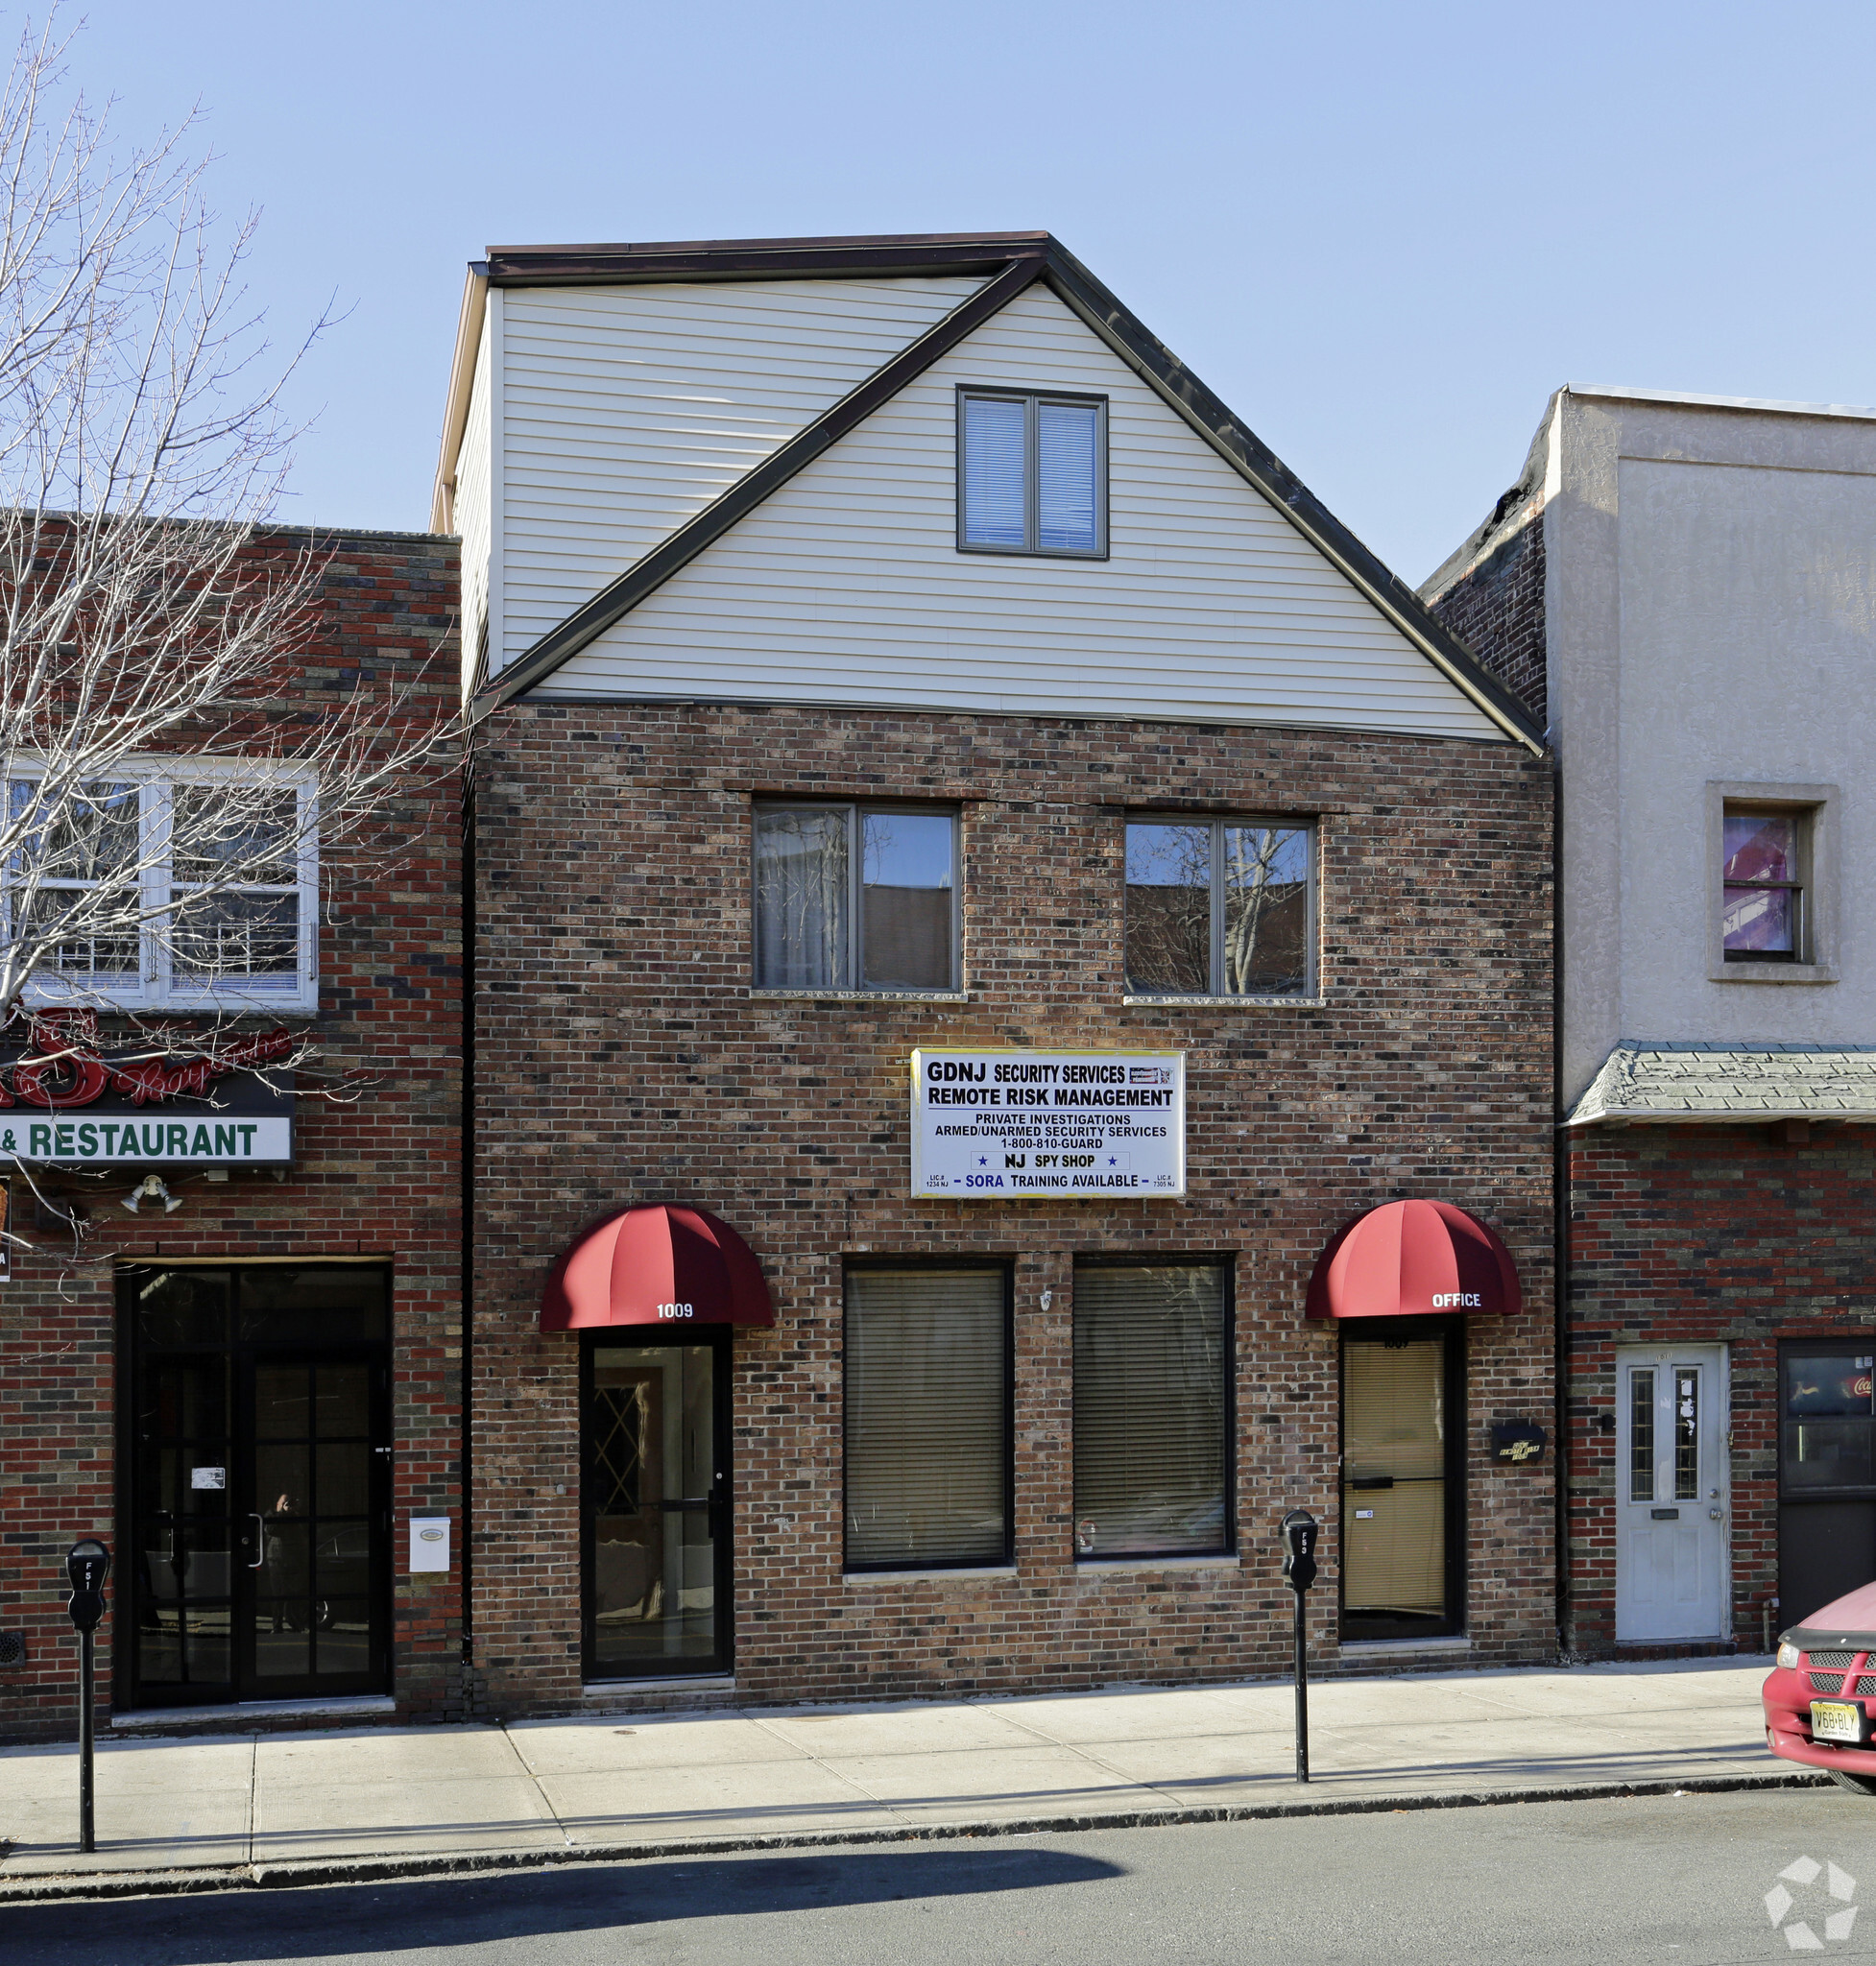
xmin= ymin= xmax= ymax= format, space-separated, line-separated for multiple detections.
xmin=1278 ymin=1510 xmax=1317 ymax=1783
xmin=66 ymin=1538 xmax=109 ymax=1632
xmin=1280 ymin=1510 xmax=1318 ymax=1594
xmin=64 ymin=1538 xmax=109 ymax=1852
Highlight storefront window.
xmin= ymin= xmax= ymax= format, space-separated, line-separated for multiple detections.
xmin=1783 ymin=1352 xmax=1876 ymax=1491
xmin=1071 ymin=1261 xmax=1230 ymax=1558
xmin=844 ymin=1266 xmax=1010 ymax=1570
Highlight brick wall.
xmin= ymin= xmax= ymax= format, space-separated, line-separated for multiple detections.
xmin=469 ymin=702 xmax=1556 ymax=1711
xmin=1565 ymin=1122 xmax=1876 ymax=1655
xmin=0 ymin=528 xmax=462 ymax=1742
xmin=1426 ymin=510 xmax=1550 ymax=730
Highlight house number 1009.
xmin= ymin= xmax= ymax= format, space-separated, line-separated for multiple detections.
xmin=656 ymin=1303 xmax=694 ymax=1319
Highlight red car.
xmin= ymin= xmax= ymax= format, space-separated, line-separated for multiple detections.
xmin=1765 ymin=1582 xmax=1876 ymax=1793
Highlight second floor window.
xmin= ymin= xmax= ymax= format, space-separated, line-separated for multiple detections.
xmin=1723 ymin=804 xmax=1807 ymax=962
xmin=1125 ymin=817 xmax=1312 ymax=997
xmin=957 ymin=389 xmax=1106 ymax=557
xmin=754 ymin=803 xmax=958 ymax=992
xmin=6 ymin=768 xmax=317 ymax=1009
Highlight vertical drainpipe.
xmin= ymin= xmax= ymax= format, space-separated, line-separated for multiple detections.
xmin=459 ymin=749 xmax=477 ymax=1704
xmin=1550 ymin=728 xmax=1568 ymax=1659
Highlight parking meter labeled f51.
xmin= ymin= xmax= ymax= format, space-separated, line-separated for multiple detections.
xmin=65 ymin=1538 xmax=109 ymax=1633
xmin=1279 ymin=1510 xmax=1318 ymax=1593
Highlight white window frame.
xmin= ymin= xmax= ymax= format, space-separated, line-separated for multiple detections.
xmin=7 ymin=756 xmax=320 ymax=1012
xmin=955 ymin=387 xmax=1109 ymax=560
xmin=1705 ymin=779 xmax=1839 ymax=985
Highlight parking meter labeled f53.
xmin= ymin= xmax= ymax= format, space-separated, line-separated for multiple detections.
xmin=65 ymin=1538 xmax=109 ymax=1633
xmin=1279 ymin=1510 xmax=1318 ymax=1593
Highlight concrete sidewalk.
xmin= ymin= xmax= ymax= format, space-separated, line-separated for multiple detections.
xmin=0 ymin=1657 xmax=1816 ymax=1899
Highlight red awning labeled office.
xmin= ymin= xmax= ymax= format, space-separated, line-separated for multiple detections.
xmin=1306 ymin=1198 xmax=1521 ymax=1320
xmin=540 ymin=1204 xmax=775 ymax=1331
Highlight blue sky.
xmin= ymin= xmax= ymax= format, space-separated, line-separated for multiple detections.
xmin=69 ymin=0 xmax=1876 ymax=584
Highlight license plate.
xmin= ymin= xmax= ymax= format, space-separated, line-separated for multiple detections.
xmin=1813 ymin=1700 xmax=1865 ymax=1743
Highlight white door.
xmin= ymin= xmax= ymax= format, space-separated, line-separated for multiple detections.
xmin=1615 ymin=1345 xmax=1730 ymax=1642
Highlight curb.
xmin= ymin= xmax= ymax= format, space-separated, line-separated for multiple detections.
xmin=0 ymin=1768 xmax=1833 ymax=1903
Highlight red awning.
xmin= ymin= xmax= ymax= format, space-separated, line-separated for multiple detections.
xmin=1305 ymin=1199 xmax=1521 ymax=1320
xmin=540 ymin=1204 xmax=775 ymax=1331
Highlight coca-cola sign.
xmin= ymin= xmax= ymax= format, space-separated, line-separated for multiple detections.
xmin=0 ymin=1012 xmax=294 ymax=1164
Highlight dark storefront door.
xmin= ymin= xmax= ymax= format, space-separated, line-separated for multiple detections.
xmin=584 ymin=1331 xmax=732 ymax=1679
xmin=121 ymin=1266 xmax=393 ymax=1709
xmin=1780 ymin=1341 xmax=1876 ymax=1627
xmin=1340 ymin=1321 xmax=1465 ymax=1642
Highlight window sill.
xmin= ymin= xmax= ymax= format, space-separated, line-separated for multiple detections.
xmin=1074 ymin=1553 xmax=1238 ymax=1573
xmin=749 ymin=988 xmax=969 ymax=1003
xmin=582 ymin=1674 xmax=735 ymax=1694
xmin=844 ymin=1565 xmax=1018 ymax=1584
xmin=1338 ymin=1635 xmax=1471 ymax=1655
xmin=1710 ymin=962 xmax=1838 ymax=985
xmin=1123 ymin=995 xmax=1325 ymax=1009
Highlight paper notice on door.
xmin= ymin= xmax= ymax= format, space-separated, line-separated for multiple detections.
xmin=190 ymin=1466 xmax=227 ymax=1489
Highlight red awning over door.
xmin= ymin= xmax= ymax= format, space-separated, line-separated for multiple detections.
xmin=540 ymin=1204 xmax=775 ymax=1331
xmin=1305 ymin=1198 xmax=1521 ymax=1320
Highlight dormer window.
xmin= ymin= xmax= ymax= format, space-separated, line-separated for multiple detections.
xmin=957 ymin=389 xmax=1106 ymax=558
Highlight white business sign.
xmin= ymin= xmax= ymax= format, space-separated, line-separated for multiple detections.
xmin=911 ymin=1048 xmax=1186 ymax=1200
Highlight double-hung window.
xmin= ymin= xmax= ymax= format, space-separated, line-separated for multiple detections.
xmin=957 ymin=389 xmax=1107 ymax=557
xmin=1072 ymin=1260 xmax=1232 ymax=1559
xmin=845 ymin=1265 xmax=1012 ymax=1571
xmin=753 ymin=803 xmax=958 ymax=992
xmin=1124 ymin=816 xmax=1313 ymax=997
xmin=1722 ymin=804 xmax=1808 ymax=962
xmin=6 ymin=765 xmax=318 ymax=1009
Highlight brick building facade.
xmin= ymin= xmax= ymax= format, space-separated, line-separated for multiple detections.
xmin=465 ymin=700 xmax=1555 ymax=1713
xmin=0 ymin=526 xmax=461 ymax=1742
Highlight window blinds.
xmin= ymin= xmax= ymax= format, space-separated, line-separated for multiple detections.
xmin=1037 ymin=399 xmax=1099 ymax=553
xmin=845 ymin=1268 xmax=1008 ymax=1569
xmin=960 ymin=396 xmax=1025 ymax=547
xmin=1072 ymin=1263 xmax=1228 ymax=1557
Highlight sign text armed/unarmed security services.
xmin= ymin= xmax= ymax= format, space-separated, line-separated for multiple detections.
xmin=910 ymin=1047 xmax=1186 ymax=1199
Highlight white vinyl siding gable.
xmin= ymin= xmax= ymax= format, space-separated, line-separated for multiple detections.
xmin=453 ymin=322 xmax=494 ymax=695
xmin=536 ymin=285 xmax=1503 ymax=741
xmin=494 ymin=276 xmax=987 ymax=671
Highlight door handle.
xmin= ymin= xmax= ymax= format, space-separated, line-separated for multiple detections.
xmin=247 ymin=1512 xmax=265 ymax=1569
xmin=1709 ymin=1507 xmax=1724 ymax=1522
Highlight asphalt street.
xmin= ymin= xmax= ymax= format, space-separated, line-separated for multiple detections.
xmin=7 ymin=1787 xmax=1876 ymax=1965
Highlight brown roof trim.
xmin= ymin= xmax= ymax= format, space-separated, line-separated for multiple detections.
xmin=462 ymin=231 xmax=1545 ymax=750
xmin=480 ymin=230 xmax=1051 ymax=287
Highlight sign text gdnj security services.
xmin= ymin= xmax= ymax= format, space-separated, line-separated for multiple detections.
xmin=910 ymin=1048 xmax=1186 ymax=1199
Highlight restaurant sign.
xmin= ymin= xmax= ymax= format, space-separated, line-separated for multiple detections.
xmin=0 ymin=1014 xmax=294 ymax=1165
xmin=911 ymin=1047 xmax=1186 ymax=1199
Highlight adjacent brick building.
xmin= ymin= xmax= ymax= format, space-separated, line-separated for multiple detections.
xmin=443 ymin=232 xmax=1559 ymax=1714
xmin=1425 ymin=385 xmax=1876 ymax=1654
xmin=0 ymin=526 xmax=461 ymax=1741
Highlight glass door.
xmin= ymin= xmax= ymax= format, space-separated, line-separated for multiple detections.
xmin=1340 ymin=1324 xmax=1464 ymax=1642
xmin=1779 ymin=1342 xmax=1876 ymax=1629
xmin=122 ymin=1266 xmax=392 ymax=1709
xmin=584 ymin=1332 xmax=731 ymax=1679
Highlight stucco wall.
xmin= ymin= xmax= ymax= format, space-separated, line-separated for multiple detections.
xmin=1549 ymin=394 xmax=1876 ymax=1102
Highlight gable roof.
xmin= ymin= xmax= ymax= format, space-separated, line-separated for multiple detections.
xmin=435 ymin=230 xmax=1544 ymax=750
